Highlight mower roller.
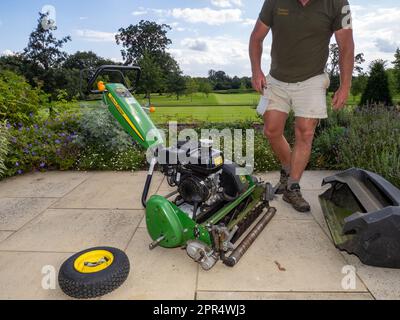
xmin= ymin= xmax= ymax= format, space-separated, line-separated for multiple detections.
xmin=319 ymin=168 xmax=400 ymax=268
xmin=84 ymin=65 xmax=276 ymax=270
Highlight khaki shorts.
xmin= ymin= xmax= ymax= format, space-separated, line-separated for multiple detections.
xmin=256 ymin=73 xmax=330 ymax=119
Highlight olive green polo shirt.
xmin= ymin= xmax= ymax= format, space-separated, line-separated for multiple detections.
xmin=259 ymin=0 xmax=351 ymax=83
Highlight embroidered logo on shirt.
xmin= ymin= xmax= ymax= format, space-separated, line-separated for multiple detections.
xmin=277 ymin=8 xmax=289 ymax=16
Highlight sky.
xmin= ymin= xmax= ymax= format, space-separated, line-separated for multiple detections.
xmin=0 ymin=0 xmax=399 ymax=77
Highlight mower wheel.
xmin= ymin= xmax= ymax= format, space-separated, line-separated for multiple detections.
xmin=58 ymin=247 xmax=130 ymax=299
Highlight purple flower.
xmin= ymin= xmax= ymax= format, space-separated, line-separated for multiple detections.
xmin=15 ymin=162 xmax=20 ymax=167
xmin=55 ymin=139 xmax=61 ymax=144
xmin=40 ymin=162 xmax=46 ymax=168
xmin=17 ymin=170 xmax=23 ymax=175
xmin=29 ymin=112 xmax=34 ymax=118
xmin=6 ymin=123 xmax=11 ymax=129
xmin=11 ymin=137 xmax=17 ymax=143
xmin=32 ymin=151 xmax=36 ymax=156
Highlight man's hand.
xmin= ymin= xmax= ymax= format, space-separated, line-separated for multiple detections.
xmin=332 ymin=86 xmax=350 ymax=111
xmin=252 ymin=70 xmax=267 ymax=94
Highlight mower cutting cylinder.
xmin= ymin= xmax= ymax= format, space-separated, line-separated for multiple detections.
xmin=224 ymin=207 xmax=276 ymax=267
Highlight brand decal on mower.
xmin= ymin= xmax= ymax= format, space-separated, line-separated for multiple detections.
xmin=108 ymin=93 xmax=145 ymax=141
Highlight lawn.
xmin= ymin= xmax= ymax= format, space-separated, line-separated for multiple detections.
xmin=76 ymin=92 xmax=400 ymax=124
xmin=136 ymin=92 xmax=260 ymax=107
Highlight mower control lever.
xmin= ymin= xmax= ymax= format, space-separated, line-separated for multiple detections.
xmin=83 ymin=65 xmax=142 ymax=95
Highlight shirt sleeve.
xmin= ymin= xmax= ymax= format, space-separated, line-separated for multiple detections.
xmin=259 ymin=0 xmax=275 ymax=28
xmin=332 ymin=0 xmax=352 ymax=32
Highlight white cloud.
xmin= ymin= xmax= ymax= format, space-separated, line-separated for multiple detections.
xmin=210 ymin=0 xmax=243 ymax=8
xmin=79 ymin=17 xmax=88 ymax=20
xmin=170 ymin=35 xmax=269 ymax=76
xmin=242 ymin=18 xmax=256 ymax=26
xmin=75 ymin=29 xmax=116 ymax=42
xmin=132 ymin=7 xmax=148 ymax=16
xmin=182 ymin=38 xmax=209 ymax=51
xmin=170 ymin=8 xmax=243 ymax=25
xmin=350 ymin=6 xmax=400 ymax=68
xmin=1 ymin=49 xmax=14 ymax=56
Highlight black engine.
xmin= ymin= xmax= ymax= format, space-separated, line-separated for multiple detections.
xmin=159 ymin=140 xmax=250 ymax=221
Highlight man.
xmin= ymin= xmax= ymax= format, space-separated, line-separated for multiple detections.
xmin=249 ymin=0 xmax=354 ymax=212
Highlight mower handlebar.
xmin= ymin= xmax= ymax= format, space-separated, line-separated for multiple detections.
xmin=82 ymin=65 xmax=142 ymax=96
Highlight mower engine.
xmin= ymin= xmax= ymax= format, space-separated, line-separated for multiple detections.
xmin=160 ymin=139 xmax=248 ymax=222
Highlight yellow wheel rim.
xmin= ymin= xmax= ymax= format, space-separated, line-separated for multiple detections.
xmin=74 ymin=250 xmax=114 ymax=274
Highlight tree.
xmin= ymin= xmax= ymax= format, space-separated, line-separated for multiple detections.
xmin=327 ymin=44 xmax=365 ymax=92
xmin=360 ymin=60 xmax=393 ymax=106
xmin=231 ymin=76 xmax=242 ymax=90
xmin=393 ymin=48 xmax=400 ymax=94
xmin=63 ymin=51 xmax=115 ymax=70
xmin=137 ymin=53 xmax=163 ymax=104
xmin=208 ymin=70 xmax=232 ymax=90
xmin=23 ymin=12 xmax=71 ymax=70
xmin=351 ymin=75 xmax=368 ymax=97
xmin=198 ymin=81 xmax=213 ymax=98
xmin=166 ymin=67 xmax=186 ymax=100
xmin=115 ymin=20 xmax=172 ymax=65
xmin=185 ymin=77 xmax=199 ymax=102
xmin=21 ymin=12 xmax=71 ymax=99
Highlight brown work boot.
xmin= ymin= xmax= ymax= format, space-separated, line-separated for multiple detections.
xmin=275 ymin=170 xmax=289 ymax=195
xmin=283 ymin=183 xmax=311 ymax=213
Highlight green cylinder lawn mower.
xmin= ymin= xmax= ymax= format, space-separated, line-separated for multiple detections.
xmin=83 ymin=65 xmax=277 ymax=271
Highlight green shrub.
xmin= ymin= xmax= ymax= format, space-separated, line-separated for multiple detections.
xmin=253 ymin=132 xmax=280 ymax=172
xmin=0 ymin=70 xmax=48 ymax=125
xmin=76 ymin=106 xmax=135 ymax=152
xmin=5 ymin=111 xmax=80 ymax=176
xmin=76 ymin=145 xmax=146 ymax=171
xmin=0 ymin=121 xmax=9 ymax=178
xmin=335 ymin=108 xmax=400 ymax=187
xmin=310 ymin=126 xmax=346 ymax=169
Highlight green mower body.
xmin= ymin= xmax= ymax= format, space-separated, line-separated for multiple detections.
xmin=104 ymin=83 xmax=164 ymax=150
xmin=84 ymin=65 xmax=276 ymax=270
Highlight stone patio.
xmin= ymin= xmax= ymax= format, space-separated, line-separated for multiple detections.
xmin=0 ymin=170 xmax=399 ymax=300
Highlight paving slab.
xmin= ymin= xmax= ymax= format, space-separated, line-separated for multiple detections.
xmin=0 ymin=231 xmax=13 ymax=243
xmin=0 ymin=251 xmax=73 ymax=300
xmin=303 ymin=190 xmax=331 ymax=237
xmin=52 ymin=171 xmax=163 ymax=210
xmin=0 ymin=209 xmax=142 ymax=252
xmin=0 ymin=198 xmax=57 ymax=231
xmin=196 ymin=291 xmax=374 ymax=300
xmin=258 ymin=171 xmax=337 ymax=191
xmin=102 ymin=228 xmax=198 ymax=300
xmin=197 ymin=219 xmax=367 ymax=293
xmin=0 ymin=171 xmax=92 ymax=198
xmin=341 ymin=252 xmax=400 ymax=300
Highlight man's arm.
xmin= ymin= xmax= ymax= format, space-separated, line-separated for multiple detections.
xmin=332 ymin=28 xmax=355 ymax=110
xmin=249 ymin=19 xmax=270 ymax=94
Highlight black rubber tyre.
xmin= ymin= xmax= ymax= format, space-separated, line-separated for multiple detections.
xmin=58 ymin=247 xmax=130 ymax=299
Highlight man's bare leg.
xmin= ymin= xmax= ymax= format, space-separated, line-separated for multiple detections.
xmin=290 ymin=117 xmax=319 ymax=181
xmin=264 ymin=110 xmax=292 ymax=194
xmin=283 ymin=117 xmax=319 ymax=212
xmin=263 ymin=110 xmax=292 ymax=167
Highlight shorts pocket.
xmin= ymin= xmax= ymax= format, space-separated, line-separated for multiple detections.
xmin=324 ymin=72 xmax=331 ymax=89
